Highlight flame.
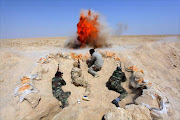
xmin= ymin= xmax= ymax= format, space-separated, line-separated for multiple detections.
xmin=137 ymin=78 xmax=143 ymax=83
xmin=38 ymin=57 xmax=48 ymax=64
xmin=128 ymin=66 xmax=140 ymax=71
xmin=18 ymin=85 xmax=31 ymax=92
xmin=105 ymin=51 xmax=116 ymax=57
xmin=78 ymin=54 xmax=83 ymax=60
xmin=77 ymin=10 xmax=99 ymax=47
xmin=70 ymin=52 xmax=90 ymax=61
xmin=128 ymin=66 xmax=144 ymax=75
xmin=140 ymin=70 xmax=144 ymax=74
xmin=70 ymin=52 xmax=78 ymax=60
xmin=83 ymin=52 xmax=90 ymax=60
xmin=21 ymin=77 xmax=30 ymax=84
xmin=115 ymin=58 xmax=120 ymax=61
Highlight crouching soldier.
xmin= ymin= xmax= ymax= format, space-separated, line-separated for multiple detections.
xmin=52 ymin=71 xmax=71 ymax=108
xmin=71 ymin=61 xmax=91 ymax=101
xmin=86 ymin=49 xmax=104 ymax=78
xmin=106 ymin=66 xmax=128 ymax=107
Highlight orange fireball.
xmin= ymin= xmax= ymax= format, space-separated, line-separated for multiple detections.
xmin=77 ymin=10 xmax=99 ymax=47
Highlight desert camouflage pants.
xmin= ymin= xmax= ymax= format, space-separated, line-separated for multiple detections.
xmin=72 ymin=77 xmax=91 ymax=96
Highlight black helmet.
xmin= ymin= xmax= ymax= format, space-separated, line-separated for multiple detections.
xmin=116 ymin=66 xmax=122 ymax=71
xmin=55 ymin=71 xmax=63 ymax=77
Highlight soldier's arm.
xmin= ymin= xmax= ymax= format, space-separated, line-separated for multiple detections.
xmin=89 ymin=54 xmax=96 ymax=65
xmin=78 ymin=68 xmax=82 ymax=77
xmin=122 ymin=72 xmax=127 ymax=82
xmin=60 ymin=78 xmax=66 ymax=86
xmin=112 ymin=71 xmax=116 ymax=76
xmin=109 ymin=71 xmax=117 ymax=82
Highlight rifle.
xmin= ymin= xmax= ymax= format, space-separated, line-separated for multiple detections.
xmin=57 ymin=64 xmax=60 ymax=72
xmin=119 ymin=61 xmax=122 ymax=68
xmin=78 ymin=59 xmax=81 ymax=68
xmin=55 ymin=64 xmax=63 ymax=77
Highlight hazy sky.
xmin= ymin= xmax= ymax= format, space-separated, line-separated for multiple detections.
xmin=1 ymin=0 xmax=180 ymax=39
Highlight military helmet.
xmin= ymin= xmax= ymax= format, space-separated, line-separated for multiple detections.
xmin=116 ymin=66 xmax=122 ymax=71
xmin=55 ymin=71 xmax=63 ymax=77
xmin=73 ymin=62 xmax=79 ymax=67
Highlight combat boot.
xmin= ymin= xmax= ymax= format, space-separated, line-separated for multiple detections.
xmin=63 ymin=91 xmax=71 ymax=99
xmin=112 ymin=99 xmax=120 ymax=107
xmin=82 ymin=96 xmax=90 ymax=101
xmin=62 ymin=100 xmax=69 ymax=108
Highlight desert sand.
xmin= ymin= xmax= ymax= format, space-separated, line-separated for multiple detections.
xmin=0 ymin=35 xmax=180 ymax=120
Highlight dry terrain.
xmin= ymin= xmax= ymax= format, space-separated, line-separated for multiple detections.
xmin=0 ymin=35 xmax=180 ymax=120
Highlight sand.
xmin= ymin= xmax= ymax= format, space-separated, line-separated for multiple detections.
xmin=0 ymin=35 xmax=180 ymax=120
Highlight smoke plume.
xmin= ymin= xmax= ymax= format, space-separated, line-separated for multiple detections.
xmin=113 ymin=23 xmax=128 ymax=36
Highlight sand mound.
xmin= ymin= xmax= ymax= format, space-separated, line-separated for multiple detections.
xmin=0 ymin=35 xmax=179 ymax=120
xmin=103 ymin=105 xmax=152 ymax=120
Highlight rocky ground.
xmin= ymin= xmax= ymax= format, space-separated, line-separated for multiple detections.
xmin=0 ymin=35 xmax=179 ymax=120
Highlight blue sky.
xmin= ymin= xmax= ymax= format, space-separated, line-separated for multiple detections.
xmin=0 ymin=0 xmax=180 ymax=39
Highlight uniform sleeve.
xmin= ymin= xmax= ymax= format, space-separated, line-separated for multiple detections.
xmin=78 ymin=69 xmax=82 ymax=77
xmin=109 ymin=71 xmax=118 ymax=81
xmin=71 ymin=68 xmax=75 ymax=77
xmin=89 ymin=54 xmax=96 ymax=65
xmin=60 ymin=78 xmax=66 ymax=86
xmin=112 ymin=71 xmax=116 ymax=76
xmin=122 ymin=72 xmax=127 ymax=82
xmin=52 ymin=78 xmax=55 ymax=88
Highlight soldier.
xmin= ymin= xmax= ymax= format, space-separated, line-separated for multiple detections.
xmin=86 ymin=49 xmax=104 ymax=78
xmin=106 ymin=66 xmax=128 ymax=107
xmin=52 ymin=71 xmax=71 ymax=108
xmin=71 ymin=61 xmax=91 ymax=101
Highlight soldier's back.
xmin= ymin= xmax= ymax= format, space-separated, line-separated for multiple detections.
xmin=93 ymin=52 xmax=104 ymax=67
xmin=52 ymin=77 xmax=65 ymax=90
xmin=71 ymin=67 xmax=82 ymax=79
xmin=111 ymin=70 xmax=126 ymax=82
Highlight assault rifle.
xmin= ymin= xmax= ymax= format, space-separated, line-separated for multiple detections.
xmin=78 ymin=59 xmax=81 ymax=68
xmin=55 ymin=64 xmax=63 ymax=77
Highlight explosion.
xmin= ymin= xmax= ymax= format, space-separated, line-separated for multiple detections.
xmin=65 ymin=9 xmax=110 ymax=49
xmin=77 ymin=10 xmax=99 ymax=48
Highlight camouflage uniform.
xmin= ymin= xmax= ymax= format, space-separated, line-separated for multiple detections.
xmin=71 ymin=63 xmax=91 ymax=96
xmin=106 ymin=68 xmax=127 ymax=101
xmin=52 ymin=77 xmax=71 ymax=108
